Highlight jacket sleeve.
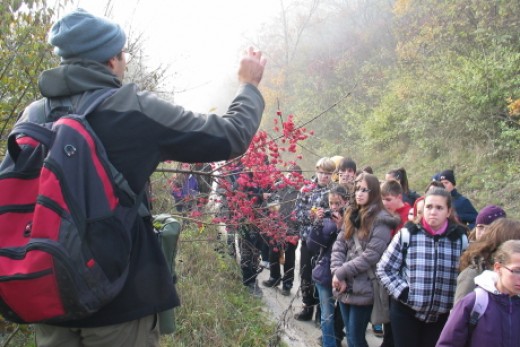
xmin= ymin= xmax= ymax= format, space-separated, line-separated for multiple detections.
xmin=435 ymin=293 xmax=474 ymax=347
xmin=334 ymin=220 xmax=391 ymax=281
xmin=134 ymin=83 xmax=264 ymax=162
xmin=376 ymin=230 xmax=409 ymax=299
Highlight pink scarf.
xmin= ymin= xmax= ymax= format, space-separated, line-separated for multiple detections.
xmin=421 ymin=218 xmax=448 ymax=236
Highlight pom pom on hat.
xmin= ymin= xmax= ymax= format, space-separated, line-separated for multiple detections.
xmin=439 ymin=169 xmax=456 ymax=186
xmin=49 ymin=8 xmax=126 ymax=62
xmin=476 ymin=205 xmax=506 ymax=226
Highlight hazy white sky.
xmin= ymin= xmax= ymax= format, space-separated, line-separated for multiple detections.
xmin=74 ymin=0 xmax=282 ymax=111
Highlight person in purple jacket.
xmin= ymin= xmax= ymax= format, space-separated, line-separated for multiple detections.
xmin=171 ymin=162 xmax=199 ymax=214
xmin=436 ymin=239 xmax=520 ymax=347
xmin=307 ymin=186 xmax=349 ymax=347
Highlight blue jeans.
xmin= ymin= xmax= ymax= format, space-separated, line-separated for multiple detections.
xmin=339 ymin=302 xmax=372 ymax=347
xmin=315 ymin=283 xmax=336 ymax=347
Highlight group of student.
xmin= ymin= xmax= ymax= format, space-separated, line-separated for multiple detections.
xmin=170 ymin=162 xmax=213 ymax=214
xmin=256 ymin=156 xmax=519 ymax=347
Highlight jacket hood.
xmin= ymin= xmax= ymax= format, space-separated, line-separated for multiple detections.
xmin=475 ymin=270 xmax=501 ymax=295
xmin=374 ymin=209 xmax=401 ymax=230
xmin=38 ymin=59 xmax=121 ymax=97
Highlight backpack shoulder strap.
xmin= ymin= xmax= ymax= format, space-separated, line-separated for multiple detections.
xmin=469 ymin=287 xmax=489 ymax=325
xmin=468 ymin=287 xmax=489 ymax=338
xmin=74 ymin=88 xmax=149 ymax=216
xmin=398 ymin=228 xmax=411 ymax=277
xmin=400 ymin=228 xmax=410 ymax=256
xmin=460 ymin=233 xmax=469 ymax=252
xmin=7 ymin=90 xmax=111 ymax=161
xmin=45 ymin=97 xmax=74 ymax=122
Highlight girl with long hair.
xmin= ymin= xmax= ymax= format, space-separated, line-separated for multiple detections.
xmin=331 ymin=173 xmax=399 ymax=347
xmin=454 ymin=218 xmax=518 ymax=303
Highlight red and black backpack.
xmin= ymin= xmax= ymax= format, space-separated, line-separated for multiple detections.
xmin=0 ymin=89 xmax=143 ymax=323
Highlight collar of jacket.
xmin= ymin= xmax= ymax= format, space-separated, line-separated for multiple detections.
xmin=405 ymin=220 xmax=466 ymax=241
xmin=450 ymin=189 xmax=462 ymax=198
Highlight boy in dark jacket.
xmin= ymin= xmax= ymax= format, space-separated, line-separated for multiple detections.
xmin=439 ymin=169 xmax=478 ymax=229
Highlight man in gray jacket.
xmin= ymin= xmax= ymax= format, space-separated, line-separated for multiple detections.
xmin=22 ymin=8 xmax=266 ymax=347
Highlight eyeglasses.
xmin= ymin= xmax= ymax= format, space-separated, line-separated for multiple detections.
xmin=355 ymin=188 xmax=371 ymax=193
xmin=502 ymin=265 xmax=520 ymax=276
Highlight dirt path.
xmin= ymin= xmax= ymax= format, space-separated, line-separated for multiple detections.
xmin=255 ymin=243 xmax=382 ymax=347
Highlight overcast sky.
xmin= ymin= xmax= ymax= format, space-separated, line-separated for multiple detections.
xmin=74 ymin=0 xmax=282 ymax=112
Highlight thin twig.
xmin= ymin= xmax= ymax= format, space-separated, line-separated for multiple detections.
xmin=2 ymin=325 xmax=20 ymax=347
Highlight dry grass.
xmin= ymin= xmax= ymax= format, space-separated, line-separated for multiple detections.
xmin=160 ymin=224 xmax=285 ymax=347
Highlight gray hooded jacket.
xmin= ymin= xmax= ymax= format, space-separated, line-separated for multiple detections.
xmin=331 ymin=209 xmax=398 ymax=305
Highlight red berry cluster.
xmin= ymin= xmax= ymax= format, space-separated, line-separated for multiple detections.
xmin=210 ymin=111 xmax=311 ymax=243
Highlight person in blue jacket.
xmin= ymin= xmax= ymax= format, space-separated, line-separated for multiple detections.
xmin=439 ymin=169 xmax=478 ymax=229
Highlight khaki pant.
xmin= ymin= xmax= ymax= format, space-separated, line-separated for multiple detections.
xmin=35 ymin=314 xmax=159 ymax=347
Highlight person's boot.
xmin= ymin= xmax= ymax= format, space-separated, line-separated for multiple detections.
xmin=294 ymin=305 xmax=314 ymax=321
xmin=262 ymin=277 xmax=281 ymax=287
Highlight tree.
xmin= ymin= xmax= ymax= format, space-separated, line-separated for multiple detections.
xmin=0 ymin=0 xmax=59 ymax=153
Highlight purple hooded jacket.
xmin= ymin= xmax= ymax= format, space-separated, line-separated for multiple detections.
xmin=436 ymin=270 xmax=520 ymax=347
xmin=172 ymin=174 xmax=198 ymax=201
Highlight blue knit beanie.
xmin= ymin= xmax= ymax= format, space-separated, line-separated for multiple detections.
xmin=49 ymin=8 xmax=126 ymax=62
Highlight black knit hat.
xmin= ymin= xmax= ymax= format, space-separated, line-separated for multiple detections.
xmin=439 ymin=169 xmax=456 ymax=186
